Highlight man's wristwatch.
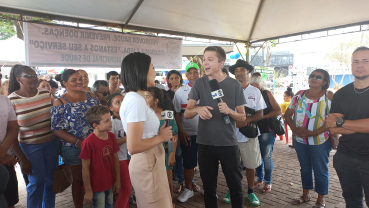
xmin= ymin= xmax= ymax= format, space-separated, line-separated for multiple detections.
xmin=336 ymin=118 xmax=345 ymax=127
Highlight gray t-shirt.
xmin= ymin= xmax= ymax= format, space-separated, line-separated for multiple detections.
xmin=189 ymin=76 xmax=246 ymax=146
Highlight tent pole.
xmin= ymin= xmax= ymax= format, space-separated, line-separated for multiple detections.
xmin=235 ymin=43 xmax=245 ymax=61
xmin=245 ymin=43 xmax=250 ymax=63
xmin=247 ymin=0 xmax=265 ymax=42
xmin=123 ymin=0 xmax=144 ymax=29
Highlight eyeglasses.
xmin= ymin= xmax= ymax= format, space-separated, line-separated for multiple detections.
xmin=309 ymin=74 xmax=323 ymax=81
xmin=98 ymin=91 xmax=110 ymax=96
xmin=20 ymin=74 xmax=39 ymax=79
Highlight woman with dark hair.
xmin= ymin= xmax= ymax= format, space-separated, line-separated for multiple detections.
xmin=279 ymin=87 xmax=294 ymax=144
xmin=285 ymin=69 xmax=335 ymax=207
xmin=120 ymin=52 xmax=174 ymax=207
xmin=78 ymin=69 xmax=91 ymax=93
xmin=145 ymin=87 xmax=178 ymax=207
xmin=51 ymin=69 xmax=100 ymax=208
xmin=166 ymin=70 xmax=183 ymax=100
xmin=7 ymin=64 xmax=58 ymax=208
xmin=92 ymin=80 xmax=110 ymax=105
xmin=249 ymin=72 xmax=282 ymax=194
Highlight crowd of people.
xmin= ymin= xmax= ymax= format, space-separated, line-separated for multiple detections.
xmin=0 ymin=45 xmax=368 ymax=208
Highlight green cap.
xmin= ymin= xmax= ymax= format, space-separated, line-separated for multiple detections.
xmin=185 ymin=62 xmax=200 ymax=72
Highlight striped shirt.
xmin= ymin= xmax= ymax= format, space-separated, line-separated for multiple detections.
xmin=288 ymin=90 xmax=331 ymax=145
xmin=8 ymin=89 xmax=55 ymax=144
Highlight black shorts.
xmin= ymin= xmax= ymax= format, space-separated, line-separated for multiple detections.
xmin=180 ymin=135 xmax=198 ymax=169
xmin=4 ymin=166 xmax=19 ymax=207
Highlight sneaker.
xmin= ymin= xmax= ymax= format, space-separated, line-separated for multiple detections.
xmin=178 ymin=188 xmax=194 ymax=202
xmin=248 ymin=193 xmax=260 ymax=206
xmin=222 ymin=190 xmax=231 ymax=203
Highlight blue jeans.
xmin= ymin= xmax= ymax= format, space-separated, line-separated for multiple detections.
xmin=294 ymin=138 xmax=332 ymax=195
xmin=256 ymin=132 xmax=276 ymax=185
xmin=20 ymin=138 xmax=60 ymax=208
xmin=174 ymin=141 xmax=184 ymax=183
xmin=92 ymin=187 xmax=113 ymax=208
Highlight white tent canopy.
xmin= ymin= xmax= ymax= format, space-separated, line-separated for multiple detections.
xmin=0 ymin=36 xmax=25 ymax=66
xmin=1 ymin=0 xmax=369 ymax=43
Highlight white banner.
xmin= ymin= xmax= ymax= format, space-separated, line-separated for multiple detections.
xmin=24 ymin=23 xmax=182 ymax=68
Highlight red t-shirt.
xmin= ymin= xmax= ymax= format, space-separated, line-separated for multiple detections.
xmin=79 ymin=131 xmax=119 ymax=192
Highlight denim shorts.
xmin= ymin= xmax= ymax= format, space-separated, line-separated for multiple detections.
xmin=61 ymin=145 xmax=82 ymax=166
xmin=180 ymin=135 xmax=198 ymax=169
xmin=93 ymin=187 xmax=113 ymax=208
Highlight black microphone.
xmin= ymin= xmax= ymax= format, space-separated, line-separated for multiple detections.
xmin=161 ymin=99 xmax=174 ymax=153
xmin=209 ymin=79 xmax=231 ymax=124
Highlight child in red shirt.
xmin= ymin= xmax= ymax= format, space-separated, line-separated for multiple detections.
xmin=80 ymin=105 xmax=121 ymax=208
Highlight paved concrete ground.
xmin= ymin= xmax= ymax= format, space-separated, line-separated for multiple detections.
xmin=14 ymin=137 xmax=367 ymax=208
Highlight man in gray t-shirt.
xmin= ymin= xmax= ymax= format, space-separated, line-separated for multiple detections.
xmin=189 ymin=75 xmax=245 ymax=146
xmin=185 ymin=46 xmax=246 ymax=208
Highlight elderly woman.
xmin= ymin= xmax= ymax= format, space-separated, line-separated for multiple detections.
xmin=285 ymin=69 xmax=334 ymax=208
xmin=51 ymin=69 xmax=100 ymax=208
xmin=249 ymin=72 xmax=282 ymax=194
xmin=92 ymin=80 xmax=110 ymax=106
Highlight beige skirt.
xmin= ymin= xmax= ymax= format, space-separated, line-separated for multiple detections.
xmin=129 ymin=144 xmax=172 ymax=208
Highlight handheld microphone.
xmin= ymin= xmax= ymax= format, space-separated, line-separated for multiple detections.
xmin=209 ymin=79 xmax=231 ymax=124
xmin=161 ymin=99 xmax=174 ymax=153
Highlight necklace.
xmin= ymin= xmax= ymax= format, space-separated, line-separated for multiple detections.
xmin=353 ymin=82 xmax=369 ymax=94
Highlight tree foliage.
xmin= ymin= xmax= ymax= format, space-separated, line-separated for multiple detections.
xmin=0 ymin=14 xmax=16 ymax=40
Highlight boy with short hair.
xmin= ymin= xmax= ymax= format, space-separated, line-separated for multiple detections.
xmin=80 ymin=105 xmax=121 ymax=208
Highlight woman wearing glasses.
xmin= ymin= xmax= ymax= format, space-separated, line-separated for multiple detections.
xmin=92 ymin=80 xmax=110 ymax=106
xmin=8 ymin=64 xmax=58 ymax=208
xmin=51 ymin=69 xmax=100 ymax=208
xmin=285 ymin=69 xmax=335 ymax=208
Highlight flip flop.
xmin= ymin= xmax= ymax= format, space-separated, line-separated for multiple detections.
xmin=312 ymin=201 xmax=326 ymax=208
xmin=291 ymin=195 xmax=311 ymax=205
xmin=192 ymin=182 xmax=201 ymax=192
xmin=262 ymin=184 xmax=272 ymax=193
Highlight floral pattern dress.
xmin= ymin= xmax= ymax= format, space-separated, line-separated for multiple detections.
xmin=288 ymin=90 xmax=331 ymax=145
xmin=51 ymin=92 xmax=100 ymax=147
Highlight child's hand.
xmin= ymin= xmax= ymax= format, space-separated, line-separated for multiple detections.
xmin=113 ymin=181 xmax=121 ymax=194
xmin=84 ymin=190 xmax=93 ymax=204
xmin=168 ymin=153 xmax=175 ymax=167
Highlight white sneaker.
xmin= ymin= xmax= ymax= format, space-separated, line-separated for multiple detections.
xmin=178 ymin=188 xmax=194 ymax=202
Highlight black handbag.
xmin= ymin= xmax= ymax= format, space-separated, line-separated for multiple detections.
xmin=239 ymin=106 xmax=258 ymax=138
xmin=263 ymin=91 xmax=285 ymax=136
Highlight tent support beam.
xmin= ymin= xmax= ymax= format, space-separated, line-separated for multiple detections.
xmin=247 ymin=0 xmax=264 ymax=42
xmin=123 ymin=0 xmax=144 ymax=29
xmin=250 ymin=41 xmax=266 ymax=63
xmin=235 ymin=44 xmax=245 ymax=61
xmin=0 ymin=6 xmax=248 ymax=43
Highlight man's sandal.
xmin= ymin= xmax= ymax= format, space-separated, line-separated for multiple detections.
xmin=312 ymin=201 xmax=326 ymax=208
xmin=291 ymin=195 xmax=311 ymax=205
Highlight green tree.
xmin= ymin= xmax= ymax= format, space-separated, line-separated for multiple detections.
xmin=0 ymin=17 xmax=16 ymax=40
xmin=325 ymin=38 xmax=360 ymax=89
